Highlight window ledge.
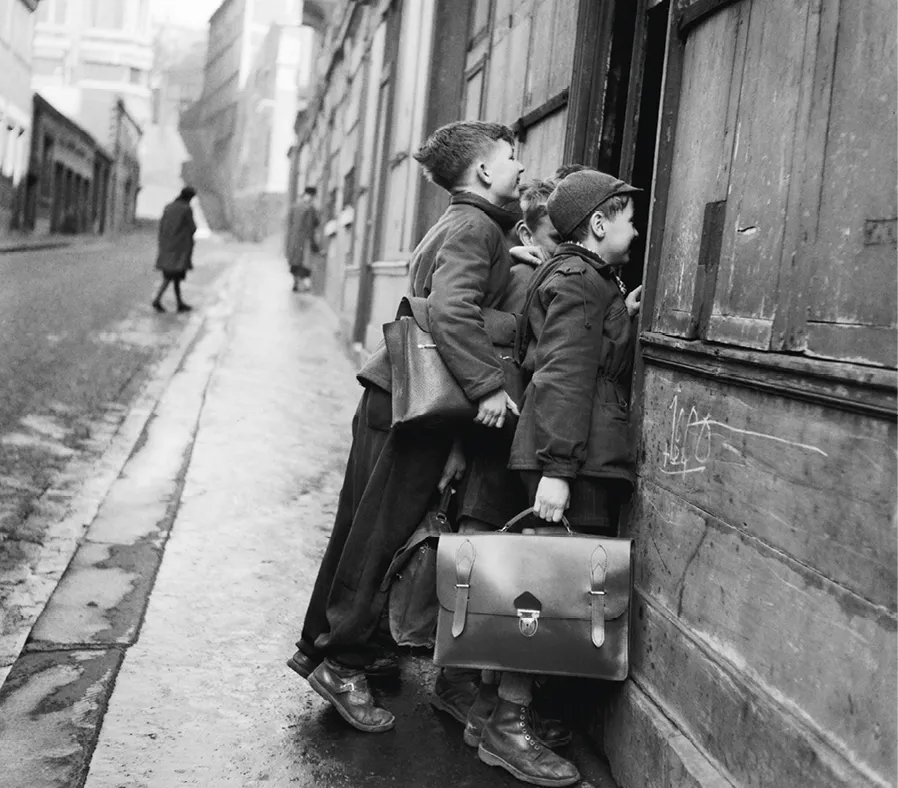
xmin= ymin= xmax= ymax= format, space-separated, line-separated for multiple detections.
xmin=640 ymin=331 xmax=897 ymax=418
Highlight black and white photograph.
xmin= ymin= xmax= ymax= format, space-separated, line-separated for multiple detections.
xmin=0 ymin=1 xmax=895 ymax=786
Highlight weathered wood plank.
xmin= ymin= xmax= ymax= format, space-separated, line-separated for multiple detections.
xmin=639 ymin=364 xmax=897 ymax=609
xmin=653 ymin=4 xmax=741 ymax=334
xmin=605 ymin=680 xmax=734 ymax=788
xmin=546 ymin=0 xmax=578 ymax=100
xmin=807 ymin=0 xmax=897 ymax=332
xmin=632 ymin=481 xmax=897 ymax=778
xmin=708 ymin=0 xmax=813 ymax=335
xmin=630 ymin=590 xmax=893 ymax=788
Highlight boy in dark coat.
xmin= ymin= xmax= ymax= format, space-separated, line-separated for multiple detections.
xmin=511 ymin=168 xmax=643 ymax=526
xmin=287 ymin=121 xmax=526 ymax=737
xmin=153 ymin=187 xmax=197 ymax=313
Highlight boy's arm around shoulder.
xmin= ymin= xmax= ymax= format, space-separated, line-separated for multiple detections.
xmin=428 ymin=221 xmax=505 ymax=402
xmin=531 ymin=263 xmax=613 ymax=478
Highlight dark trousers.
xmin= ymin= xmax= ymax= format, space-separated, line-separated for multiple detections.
xmin=297 ymin=386 xmax=451 ymax=669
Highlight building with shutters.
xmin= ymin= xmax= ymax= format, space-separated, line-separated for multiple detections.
xmin=290 ymin=2 xmax=897 ymax=787
xmin=0 ymin=0 xmax=39 ymax=236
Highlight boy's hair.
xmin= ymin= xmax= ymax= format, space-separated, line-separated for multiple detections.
xmin=553 ymin=163 xmax=593 ymax=180
xmin=568 ymin=194 xmax=632 ymax=243
xmin=518 ymin=179 xmax=557 ymax=232
xmin=413 ymin=121 xmax=515 ymax=191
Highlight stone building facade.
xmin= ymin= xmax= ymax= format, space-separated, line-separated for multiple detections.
xmin=0 ymin=0 xmax=39 ymax=235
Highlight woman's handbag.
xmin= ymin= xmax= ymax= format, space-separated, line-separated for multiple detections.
xmin=433 ymin=508 xmax=633 ymax=680
xmin=382 ymin=486 xmax=455 ymax=648
xmin=383 ymin=296 xmax=476 ymax=428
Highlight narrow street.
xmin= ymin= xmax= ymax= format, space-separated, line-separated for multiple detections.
xmin=0 ymin=237 xmax=615 ymax=788
xmin=0 ymin=230 xmax=241 ymax=684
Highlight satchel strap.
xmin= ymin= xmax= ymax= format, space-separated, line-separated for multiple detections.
xmin=452 ymin=540 xmax=476 ymax=638
xmin=589 ymin=545 xmax=608 ymax=648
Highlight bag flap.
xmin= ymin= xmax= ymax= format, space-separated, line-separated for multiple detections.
xmin=381 ymin=508 xmax=453 ymax=590
xmin=436 ymin=533 xmax=631 ymax=620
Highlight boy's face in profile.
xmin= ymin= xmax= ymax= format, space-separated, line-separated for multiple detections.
xmin=482 ymin=140 xmax=525 ymax=202
xmin=518 ymin=214 xmax=562 ymax=261
xmin=599 ymin=199 xmax=638 ymax=265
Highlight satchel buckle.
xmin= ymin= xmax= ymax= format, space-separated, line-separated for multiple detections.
xmin=517 ymin=609 xmax=540 ymax=638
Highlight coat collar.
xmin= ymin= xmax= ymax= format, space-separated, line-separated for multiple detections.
xmin=450 ymin=192 xmax=520 ymax=232
xmin=553 ymin=242 xmax=614 ymax=275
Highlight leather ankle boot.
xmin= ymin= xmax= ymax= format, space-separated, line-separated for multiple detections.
xmin=478 ymin=698 xmax=580 ymax=787
xmin=463 ymin=682 xmax=499 ymax=746
xmin=430 ymin=670 xmax=478 ymax=725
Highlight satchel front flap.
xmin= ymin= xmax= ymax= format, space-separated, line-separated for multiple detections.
xmin=436 ymin=534 xmax=631 ymax=621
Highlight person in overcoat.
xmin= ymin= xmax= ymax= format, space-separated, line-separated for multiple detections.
xmin=287 ymin=121 xmax=527 ymax=739
xmin=286 ymin=187 xmax=320 ymax=292
xmin=153 ymin=186 xmax=197 ymax=313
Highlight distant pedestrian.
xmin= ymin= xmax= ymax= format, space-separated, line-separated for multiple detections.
xmin=287 ymin=187 xmax=320 ymax=292
xmin=153 ymin=186 xmax=197 ymax=313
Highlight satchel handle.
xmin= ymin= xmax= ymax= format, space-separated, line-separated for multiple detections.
xmin=500 ymin=507 xmax=573 ymax=535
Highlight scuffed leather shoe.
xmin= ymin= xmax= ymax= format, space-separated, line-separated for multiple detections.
xmin=429 ymin=671 xmax=478 ymax=725
xmin=531 ymin=707 xmax=572 ymax=749
xmin=463 ymin=682 xmax=498 ymax=746
xmin=478 ymin=698 xmax=580 ymax=787
xmin=287 ymin=650 xmax=400 ymax=680
xmin=307 ymin=660 xmax=395 ymax=733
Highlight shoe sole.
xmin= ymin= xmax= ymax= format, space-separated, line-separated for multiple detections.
xmin=286 ymin=657 xmax=312 ymax=680
xmin=429 ymin=693 xmax=468 ymax=725
xmin=477 ymin=744 xmax=580 ymax=787
xmin=308 ymin=672 xmax=395 ymax=733
xmin=288 ymin=656 xmax=399 ymax=681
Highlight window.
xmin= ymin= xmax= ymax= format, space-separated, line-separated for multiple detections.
xmin=129 ymin=67 xmax=144 ymax=85
xmin=469 ymin=0 xmax=491 ymax=41
xmin=87 ymin=0 xmax=124 ymax=30
xmin=33 ymin=57 xmax=64 ymax=77
xmin=82 ymin=61 xmax=126 ymax=82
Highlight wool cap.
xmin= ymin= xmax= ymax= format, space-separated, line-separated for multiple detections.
xmin=547 ymin=170 xmax=641 ymax=239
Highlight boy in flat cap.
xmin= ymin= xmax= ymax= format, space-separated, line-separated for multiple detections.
xmin=510 ymin=169 xmax=643 ymax=530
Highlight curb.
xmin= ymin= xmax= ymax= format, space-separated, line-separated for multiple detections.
xmin=0 ymin=276 xmax=219 ymax=688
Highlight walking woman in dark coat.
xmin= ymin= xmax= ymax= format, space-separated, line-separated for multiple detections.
xmin=153 ymin=186 xmax=197 ymax=313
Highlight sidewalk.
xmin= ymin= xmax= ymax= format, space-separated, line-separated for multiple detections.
xmin=0 ymin=249 xmax=615 ymax=788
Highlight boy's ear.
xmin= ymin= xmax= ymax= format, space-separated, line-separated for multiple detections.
xmin=475 ymin=159 xmax=492 ymax=188
xmin=515 ymin=220 xmax=532 ymax=246
xmin=590 ymin=210 xmax=605 ymax=240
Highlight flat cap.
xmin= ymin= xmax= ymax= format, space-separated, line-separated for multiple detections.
xmin=547 ymin=170 xmax=641 ymax=239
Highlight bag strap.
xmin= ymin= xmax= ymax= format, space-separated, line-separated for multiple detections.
xmin=500 ymin=507 xmax=573 ymax=535
xmin=436 ymin=484 xmax=453 ymax=518
xmin=589 ymin=544 xmax=608 ymax=648
xmin=452 ymin=540 xmax=476 ymax=638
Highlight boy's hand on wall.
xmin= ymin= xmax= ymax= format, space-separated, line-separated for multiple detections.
xmin=475 ymin=389 xmax=519 ymax=429
xmin=534 ymin=476 xmax=570 ymax=522
xmin=625 ymin=285 xmax=643 ymax=317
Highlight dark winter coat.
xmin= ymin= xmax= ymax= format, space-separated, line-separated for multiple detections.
xmin=509 ymin=243 xmax=636 ymax=483
xmin=156 ymin=198 xmax=196 ymax=276
xmin=358 ymin=192 xmax=519 ymax=396
xmin=287 ymin=200 xmax=319 ymax=272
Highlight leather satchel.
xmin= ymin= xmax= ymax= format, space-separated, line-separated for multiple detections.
xmin=384 ymin=296 xmax=476 ymax=428
xmin=433 ymin=509 xmax=633 ymax=680
xmin=382 ymin=486 xmax=454 ymax=648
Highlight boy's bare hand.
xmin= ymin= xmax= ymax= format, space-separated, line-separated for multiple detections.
xmin=509 ymin=245 xmax=545 ymax=266
xmin=625 ymin=285 xmax=643 ymax=317
xmin=438 ymin=438 xmax=466 ymax=493
xmin=534 ymin=476 xmax=570 ymax=522
xmin=475 ymin=389 xmax=520 ymax=429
